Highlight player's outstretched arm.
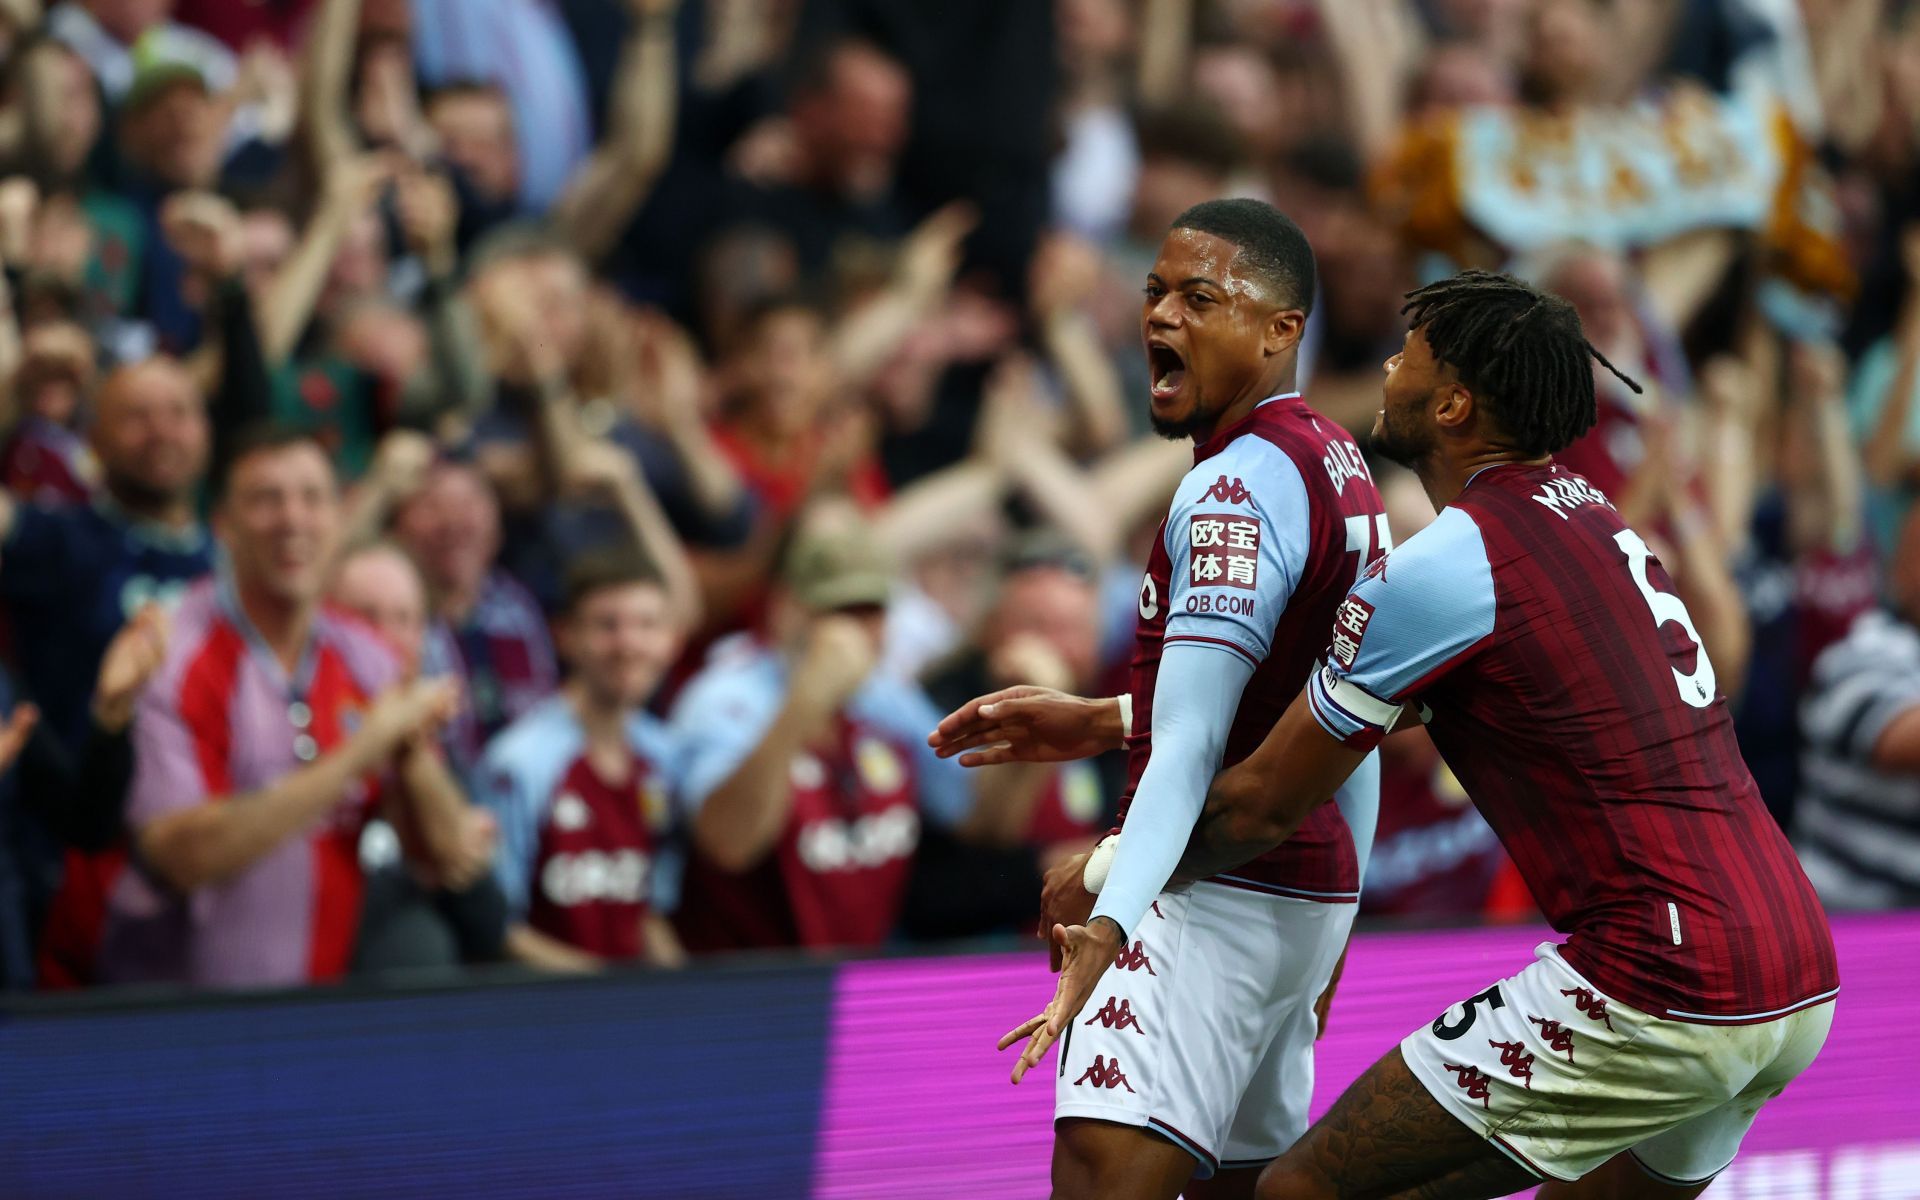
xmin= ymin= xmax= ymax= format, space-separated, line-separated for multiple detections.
xmin=1175 ymin=690 xmax=1370 ymax=883
xmin=926 ymin=686 xmax=1126 ymax=767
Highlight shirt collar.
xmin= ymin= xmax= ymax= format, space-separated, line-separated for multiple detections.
xmin=93 ymin=493 xmax=211 ymax=556
xmin=214 ymin=564 xmax=326 ymax=698
xmin=1192 ymin=392 xmax=1302 ymax=463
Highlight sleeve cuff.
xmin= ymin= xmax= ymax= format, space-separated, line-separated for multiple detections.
xmin=1306 ymin=663 xmax=1402 ymax=752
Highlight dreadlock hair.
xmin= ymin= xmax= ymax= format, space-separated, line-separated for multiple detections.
xmin=1401 ymin=270 xmax=1640 ymax=457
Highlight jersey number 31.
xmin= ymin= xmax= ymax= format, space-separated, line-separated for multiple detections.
xmin=1614 ymin=529 xmax=1716 ymax=709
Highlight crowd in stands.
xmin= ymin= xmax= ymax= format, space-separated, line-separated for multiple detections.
xmin=0 ymin=0 xmax=1917 ymax=994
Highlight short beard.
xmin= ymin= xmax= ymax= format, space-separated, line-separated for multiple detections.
xmin=104 ymin=470 xmax=183 ymax=516
xmin=1149 ymin=411 xmax=1209 ymax=441
xmin=1368 ymin=414 xmax=1434 ymax=469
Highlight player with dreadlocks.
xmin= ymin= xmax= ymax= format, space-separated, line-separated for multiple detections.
xmin=1024 ymin=268 xmax=1841 ymax=1199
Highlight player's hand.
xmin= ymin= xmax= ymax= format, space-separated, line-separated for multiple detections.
xmin=928 ymin=686 xmax=1122 ymax=766
xmin=997 ymin=917 xmax=1123 ymax=1084
xmin=1037 ymin=849 xmax=1096 ymax=969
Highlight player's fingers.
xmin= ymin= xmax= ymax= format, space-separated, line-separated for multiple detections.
xmin=997 ymin=1013 xmax=1047 ymax=1052
xmin=931 ymin=724 xmax=1015 ymax=757
xmin=930 ymin=687 xmax=1029 ymax=743
xmin=958 ymin=742 xmax=1035 ymax=768
xmin=1016 ymin=1022 xmax=1059 ymax=1082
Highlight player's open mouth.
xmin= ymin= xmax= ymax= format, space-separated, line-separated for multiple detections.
xmin=1148 ymin=343 xmax=1187 ymax=401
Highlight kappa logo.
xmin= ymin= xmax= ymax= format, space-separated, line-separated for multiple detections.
xmin=1442 ymin=1062 xmax=1493 ymax=1109
xmin=1073 ymin=1055 xmax=1136 ymax=1092
xmin=1113 ymin=940 xmax=1157 ymax=974
xmin=1204 ymin=474 xmax=1251 ymax=504
xmin=1560 ymin=987 xmax=1614 ymax=1031
xmin=1150 ymin=900 xmax=1165 ymax=919
xmin=1489 ymin=1039 xmax=1535 ymax=1089
xmin=1528 ymin=1016 xmax=1576 ymax=1062
xmin=1084 ymin=996 xmax=1145 ymax=1035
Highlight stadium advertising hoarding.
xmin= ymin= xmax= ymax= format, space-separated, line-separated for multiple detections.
xmin=3 ymin=915 xmax=1914 ymax=1198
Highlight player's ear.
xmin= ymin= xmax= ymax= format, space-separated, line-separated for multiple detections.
xmin=1432 ymin=382 xmax=1475 ymax=431
xmin=1263 ymin=307 xmax=1306 ymax=357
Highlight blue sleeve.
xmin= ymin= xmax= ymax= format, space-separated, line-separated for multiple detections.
xmin=1307 ymin=506 xmax=1497 ymax=752
xmin=1335 ymin=751 xmax=1380 ymax=883
xmin=853 ymin=680 xmax=973 ymax=829
xmin=667 ymin=661 xmax=784 ymax=816
xmin=1162 ymin=441 xmax=1311 ymax=665
xmin=472 ymin=742 xmax=544 ymax=919
xmin=1089 ymin=641 xmax=1254 ymax=937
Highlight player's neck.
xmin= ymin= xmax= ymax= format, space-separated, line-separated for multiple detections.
xmin=1419 ymin=447 xmax=1551 ymax=509
xmin=1200 ymin=370 xmax=1297 ymax=442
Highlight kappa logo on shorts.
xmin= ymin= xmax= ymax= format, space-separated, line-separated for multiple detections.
xmin=1073 ymin=1055 xmax=1136 ymax=1092
xmin=1204 ymin=474 xmax=1251 ymax=504
xmin=1441 ymin=1062 xmax=1493 ymax=1109
xmin=1489 ymin=1040 xmax=1535 ymax=1089
xmin=1113 ymin=940 xmax=1157 ymax=974
xmin=1150 ymin=901 xmax=1165 ymax=919
xmin=1528 ymin=1016 xmax=1576 ymax=1062
xmin=1084 ymin=996 xmax=1145 ymax=1035
xmin=1560 ymin=987 xmax=1614 ymax=1031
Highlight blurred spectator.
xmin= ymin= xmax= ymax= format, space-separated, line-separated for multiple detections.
xmin=475 ymin=551 xmax=687 ymax=972
xmin=0 ymin=356 xmax=212 ymax=751
xmin=329 ymin=541 xmax=506 ymax=975
xmin=669 ymin=507 xmax=971 ymax=952
xmin=391 ymin=459 xmax=558 ymax=777
xmin=1798 ymin=505 xmax=1920 ymax=909
xmin=910 ymin=535 xmax=1110 ymax=940
xmin=1 ymin=319 xmax=96 ymax=502
xmin=99 ymin=427 xmax=475 ymax=987
xmin=409 ymin=0 xmax=592 ymax=211
xmin=48 ymin=0 xmax=236 ymax=105
xmin=727 ymin=37 xmax=913 ymax=275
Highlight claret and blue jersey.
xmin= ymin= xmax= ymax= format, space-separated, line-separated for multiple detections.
xmin=1308 ymin=460 xmax=1839 ymax=1022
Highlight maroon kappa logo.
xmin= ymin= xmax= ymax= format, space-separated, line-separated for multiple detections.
xmin=1150 ymin=901 xmax=1165 ymax=920
xmin=1073 ymin=1055 xmax=1136 ymax=1092
xmin=1528 ymin=1016 xmax=1576 ymax=1062
xmin=1560 ymin=987 xmax=1614 ymax=1031
xmin=1084 ymin=996 xmax=1145 ymax=1035
xmin=1441 ymin=1062 xmax=1492 ymax=1109
xmin=1113 ymin=940 xmax=1157 ymax=974
xmin=1489 ymin=1040 xmax=1535 ymax=1089
xmin=1204 ymin=474 xmax=1251 ymax=504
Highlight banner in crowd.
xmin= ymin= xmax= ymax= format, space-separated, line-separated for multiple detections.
xmin=2 ymin=915 xmax=1914 ymax=1197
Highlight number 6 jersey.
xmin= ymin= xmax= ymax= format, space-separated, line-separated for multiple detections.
xmin=1309 ymin=462 xmax=1839 ymax=1023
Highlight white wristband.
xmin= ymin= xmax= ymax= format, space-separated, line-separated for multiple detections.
xmin=1083 ymin=833 xmax=1118 ymax=894
xmin=1114 ymin=693 xmax=1133 ymax=739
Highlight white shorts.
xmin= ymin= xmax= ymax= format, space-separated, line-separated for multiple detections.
xmin=1054 ymin=882 xmax=1354 ymax=1176
xmin=1401 ymin=942 xmax=1837 ymax=1184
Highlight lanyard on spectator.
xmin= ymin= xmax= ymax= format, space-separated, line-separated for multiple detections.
xmin=214 ymin=567 xmax=325 ymax=763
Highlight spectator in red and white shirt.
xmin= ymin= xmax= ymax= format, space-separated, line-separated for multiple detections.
xmin=99 ymin=426 xmax=479 ymax=989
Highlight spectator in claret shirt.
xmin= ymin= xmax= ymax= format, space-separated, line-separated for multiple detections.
xmin=475 ymin=551 xmax=688 ymax=973
xmin=0 ymin=321 xmax=97 ymax=505
xmin=391 ymin=460 xmax=558 ymax=779
xmin=99 ymin=425 xmax=481 ymax=989
xmin=669 ymin=506 xmax=971 ymax=954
